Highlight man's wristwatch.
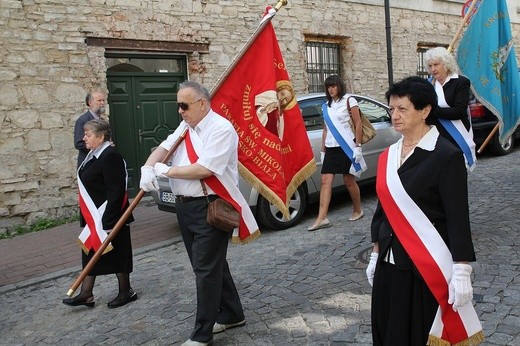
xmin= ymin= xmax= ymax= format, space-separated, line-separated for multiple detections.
xmin=356 ymin=144 xmax=362 ymax=147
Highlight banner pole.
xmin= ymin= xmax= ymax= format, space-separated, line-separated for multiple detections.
xmin=209 ymin=0 xmax=288 ymax=96
xmin=447 ymin=0 xmax=478 ymax=53
xmin=477 ymin=124 xmax=499 ymax=154
xmin=66 ymin=128 xmax=188 ymax=296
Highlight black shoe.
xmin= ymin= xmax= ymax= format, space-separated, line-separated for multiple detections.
xmin=107 ymin=289 xmax=137 ymax=308
xmin=62 ymin=295 xmax=95 ymax=308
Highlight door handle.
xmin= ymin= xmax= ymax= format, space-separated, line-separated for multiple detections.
xmin=138 ymin=129 xmax=142 ymax=144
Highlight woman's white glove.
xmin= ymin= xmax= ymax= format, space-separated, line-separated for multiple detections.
xmin=366 ymin=252 xmax=379 ymax=287
xmin=353 ymin=146 xmax=363 ymax=163
xmin=153 ymin=162 xmax=171 ymax=178
xmin=448 ymin=263 xmax=473 ymax=311
xmin=320 ymin=151 xmax=325 ymax=164
xmin=139 ymin=166 xmax=159 ymax=192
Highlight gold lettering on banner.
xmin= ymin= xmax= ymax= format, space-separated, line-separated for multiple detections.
xmin=273 ymin=58 xmax=286 ymax=71
xmin=281 ymin=144 xmax=292 ymax=155
xmin=243 ymin=84 xmax=253 ymax=121
xmin=484 ymin=11 xmax=508 ymax=28
xmin=248 ymin=123 xmax=261 ymax=139
xmin=253 ymin=153 xmax=278 ymax=180
xmin=479 ymin=75 xmax=490 ymax=87
xmin=244 ymin=135 xmax=258 ymax=149
xmin=261 ymin=138 xmax=293 ymax=154
xmin=238 ymin=140 xmax=253 ymax=157
xmin=220 ymin=103 xmax=244 ymax=138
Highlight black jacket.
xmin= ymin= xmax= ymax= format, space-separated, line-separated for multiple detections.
xmin=78 ymin=145 xmax=134 ymax=230
xmin=74 ymin=111 xmax=96 ymax=168
xmin=432 ymin=75 xmax=471 ymax=145
xmin=371 ymin=136 xmax=476 ymax=271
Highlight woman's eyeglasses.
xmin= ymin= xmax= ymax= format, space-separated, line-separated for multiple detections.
xmin=178 ymin=99 xmax=202 ymax=111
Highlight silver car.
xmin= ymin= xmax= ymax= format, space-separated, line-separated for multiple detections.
xmin=151 ymin=93 xmax=401 ymax=229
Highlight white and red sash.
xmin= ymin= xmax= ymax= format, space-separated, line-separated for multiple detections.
xmin=77 ymin=181 xmax=112 ymax=254
xmin=376 ymin=146 xmax=483 ymax=345
xmin=185 ymin=130 xmax=260 ymax=244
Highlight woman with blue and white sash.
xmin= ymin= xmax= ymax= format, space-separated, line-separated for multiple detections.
xmin=307 ymin=75 xmax=366 ymax=231
xmin=425 ymin=47 xmax=476 ymax=171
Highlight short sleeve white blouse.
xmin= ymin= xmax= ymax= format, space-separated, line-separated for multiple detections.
xmin=324 ymin=95 xmax=358 ymax=148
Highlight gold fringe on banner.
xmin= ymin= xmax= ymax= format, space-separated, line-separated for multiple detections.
xmin=238 ymin=159 xmax=317 ymax=220
xmin=285 ymin=160 xmax=317 ymax=203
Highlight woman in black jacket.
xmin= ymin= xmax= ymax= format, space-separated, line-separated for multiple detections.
xmin=366 ymin=77 xmax=482 ymax=345
xmin=425 ymin=46 xmax=471 ymax=133
xmin=63 ymin=119 xmax=136 ymax=309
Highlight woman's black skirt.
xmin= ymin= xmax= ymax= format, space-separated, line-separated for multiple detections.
xmin=321 ymin=146 xmax=353 ymax=174
xmin=81 ymin=224 xmax=133 ymax=275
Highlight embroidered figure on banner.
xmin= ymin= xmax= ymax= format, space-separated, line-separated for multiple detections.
xmin=255 ymin=80 xmax=297 ymax=140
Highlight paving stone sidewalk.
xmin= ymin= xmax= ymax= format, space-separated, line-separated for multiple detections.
xmin=0 ymin=198 xmax=176 ymax=288
xmin=1 ymin=149 xmax=519 ymax=345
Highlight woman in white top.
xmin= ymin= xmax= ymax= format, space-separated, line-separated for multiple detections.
xmin=308 ymin=75 xmax=364 ymax=231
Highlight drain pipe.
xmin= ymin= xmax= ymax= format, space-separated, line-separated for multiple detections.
xmin=384 ymin=0 xmax=394 ymax=87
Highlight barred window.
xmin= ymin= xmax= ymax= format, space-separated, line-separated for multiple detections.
xmin=305 ymin=41 xmax=341 ymax=93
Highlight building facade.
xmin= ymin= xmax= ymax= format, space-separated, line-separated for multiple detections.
xmin=1 ymin=0 xmax=519 ymax=229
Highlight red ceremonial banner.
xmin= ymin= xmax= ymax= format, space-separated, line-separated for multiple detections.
xmin=211 ymin=11 xmax=316 ymax=216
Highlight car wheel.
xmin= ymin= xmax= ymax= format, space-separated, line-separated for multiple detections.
xmin=489 ymin=132 xmax=514 ymax=156
xmin=256 ymin=184 xmax=307 ymax=230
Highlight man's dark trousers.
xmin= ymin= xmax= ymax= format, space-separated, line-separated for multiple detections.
xmin=176 ymin=197 xmax=244 ymax=343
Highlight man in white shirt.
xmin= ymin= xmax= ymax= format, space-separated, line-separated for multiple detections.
xmin=139 ymin=81 xmax=245 ymax=346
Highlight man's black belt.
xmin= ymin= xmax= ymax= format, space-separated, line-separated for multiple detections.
xmin=175 ymin=195 xmax=216 ymax=203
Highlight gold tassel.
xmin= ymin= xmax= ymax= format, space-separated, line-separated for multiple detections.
xmin=427 ymin=335 xmax=451 ymax=346
xmin=77 ymin=239 xmax=113 ymax=255
xmin=427 ymin=330 xmax=484 ymax=346
xmin=102 ymin=243 xmax=114 ymax=254
xmin=453 ymin=330 xmax=485 ymax=346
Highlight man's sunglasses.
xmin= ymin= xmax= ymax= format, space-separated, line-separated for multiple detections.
xmin=178 ymin=99 xmax=202 ymax=111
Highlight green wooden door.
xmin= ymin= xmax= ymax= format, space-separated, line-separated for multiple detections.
xmin=108 ymin=74 xmax=185 ymax=197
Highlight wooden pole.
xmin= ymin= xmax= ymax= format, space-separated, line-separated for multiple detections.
xmin=67 ymin=128 xmax=188 ymax=296
xmin=477 ymin=123 xmax=499 ymax=154
xmin=209 ymin=0 xmax=288 ymax=96
xmin=447 ymin=0 xmax=478 ymax=53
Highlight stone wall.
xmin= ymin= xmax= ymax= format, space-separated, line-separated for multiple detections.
xmin=1 ymin=0 xmax=519 ymax=229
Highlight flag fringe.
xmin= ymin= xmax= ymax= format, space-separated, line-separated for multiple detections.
xmin=285 ymin=160 xmax=317 ymax=202
xmin=238 ymin=159 xmax=317 ymax=220
xmin=232 ymin=229 xmax=261 ymax=244
xmin=427 ymin=330 xmax=484 ymax=346
xmin=238 ymin=164 xmax=289 ymax=218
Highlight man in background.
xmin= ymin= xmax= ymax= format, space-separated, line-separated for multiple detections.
xmin=74 ymin=91 xmax=107 ymax=168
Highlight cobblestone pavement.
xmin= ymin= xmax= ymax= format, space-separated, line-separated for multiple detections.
xmin=1 ymin=148 xmax=519 ymax=345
